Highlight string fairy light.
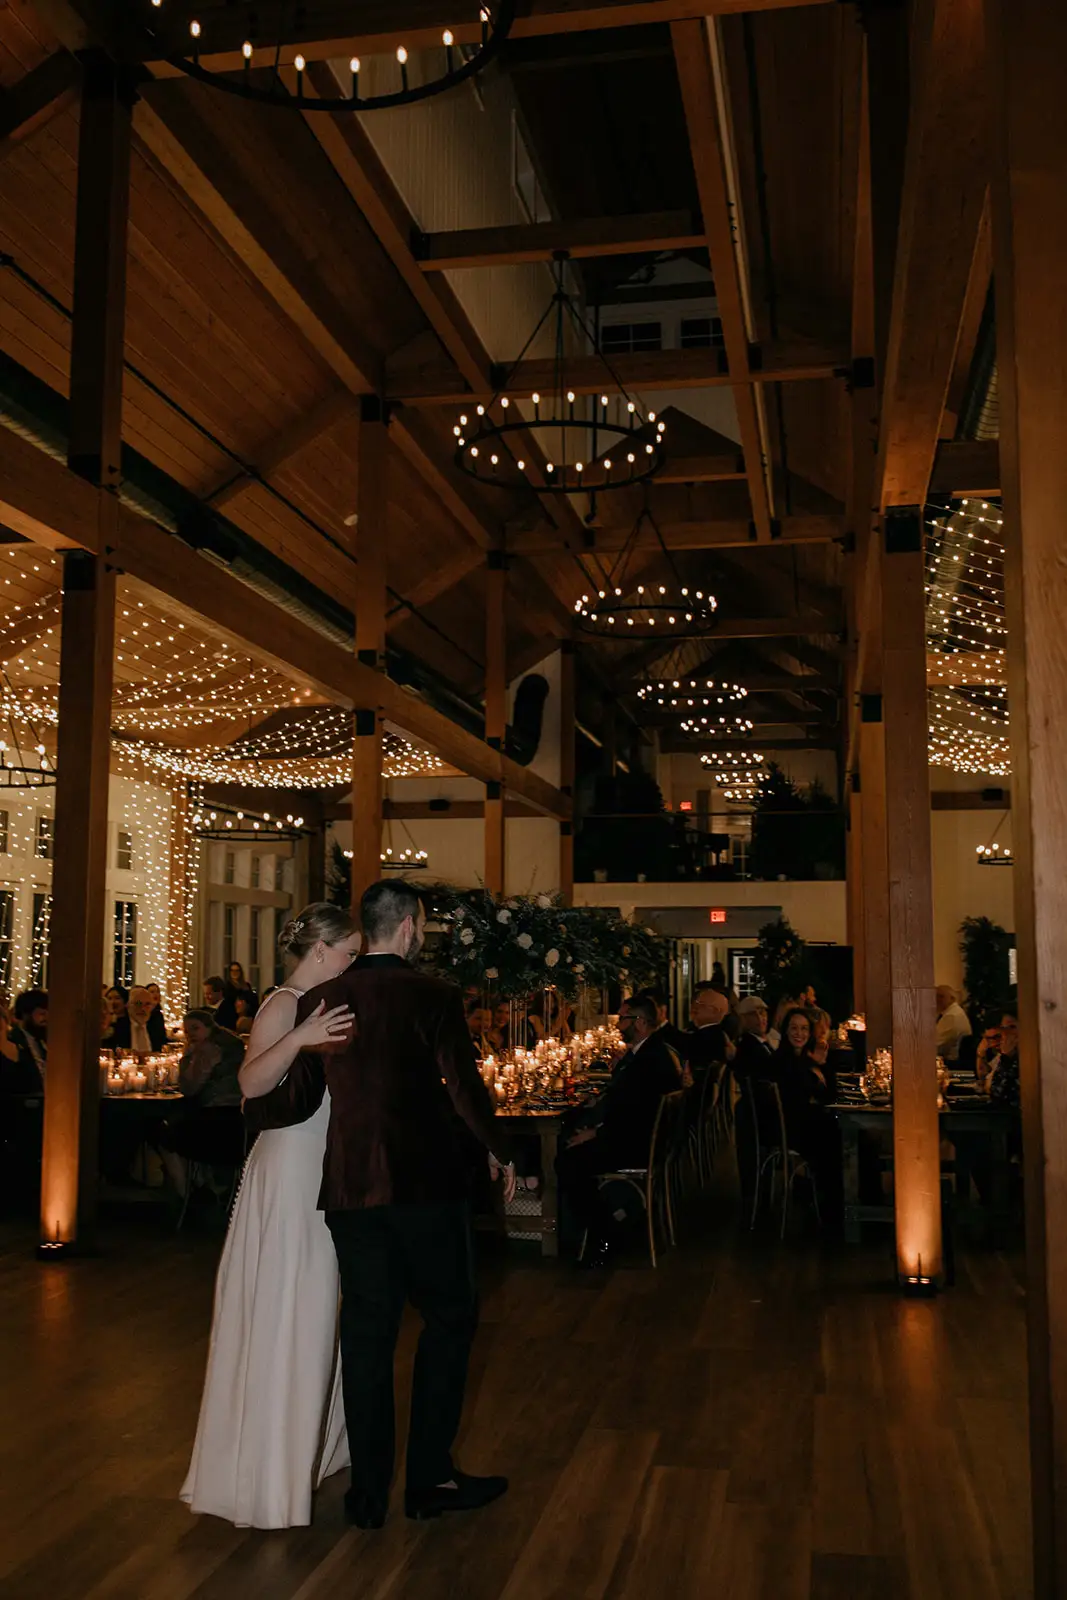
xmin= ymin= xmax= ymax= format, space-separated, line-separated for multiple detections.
xmin=925 ymin=497 xmax=1009 ymax=776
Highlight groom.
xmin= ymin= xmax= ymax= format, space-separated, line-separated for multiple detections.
xmin=296 ymin=878 xmax=516 ymax=1529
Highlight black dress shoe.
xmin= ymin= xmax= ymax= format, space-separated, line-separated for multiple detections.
xmin=344 ymin=1488 xmax=387 ymax=1529
xmin=405 ymin=1471 xmax=509 ymax=1521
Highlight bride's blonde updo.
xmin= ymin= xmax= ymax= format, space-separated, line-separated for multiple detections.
xmin=278 ymin=901 xmax=356 ymax=960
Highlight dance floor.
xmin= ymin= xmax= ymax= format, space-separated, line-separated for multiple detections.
xmin=0 ymin=1198 xmax=1031 ymax=1600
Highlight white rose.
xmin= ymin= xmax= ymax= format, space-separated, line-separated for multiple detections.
xmin=537 ymin=894 xmax=553 ymax=908
xmin=574 ymin=963 xmax=585 ymax=975
xmin=460 ymin=927 xmax=475 ymax=945
xmin=497 ymin=909 xmax=511 ymax=924
xmin=545 ymin=948 xmax=560 ymax=968
xmin=517 ymin=932 xmax=533 ymax=950
xmin=485 ymin=967 xmax=498 ymax=980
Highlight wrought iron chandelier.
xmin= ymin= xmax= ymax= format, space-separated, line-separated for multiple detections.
xmin=699 ymin=749 xmax=766 ymax=801
xmin=0 ymin=674 xmax=55 ymax=789
xmin=191 ymin=801 xmax=308 ymax=841
xmin=636 ymin=673 xmax=747 ymax=718
xmin=142 ymin=2 xmax=516 ymax=113
xmin=454 ymin=256 xmax=666 ymax=496
xmin=679 ymin=709 xmax=755 ymax=738
xmin=574 ymin=506 xmax=716 ymax=640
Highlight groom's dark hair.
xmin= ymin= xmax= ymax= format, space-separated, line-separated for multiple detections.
xmin=361 ymin=879 xmax=423 ymax=944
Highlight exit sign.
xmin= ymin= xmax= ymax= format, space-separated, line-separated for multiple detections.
xmin=709 ymin=908 xmax=727 ymax=925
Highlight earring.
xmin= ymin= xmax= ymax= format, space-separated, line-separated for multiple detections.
xmin=317 ymin=953 xmax=324 ymax=962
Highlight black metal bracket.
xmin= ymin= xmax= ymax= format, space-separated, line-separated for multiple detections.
xmin=486 ymin=781 xmax=502 ymax=801
xmin=860 ymin=693 xmax=883 ymax=724
xmin=883 ymin=505 xmax=923 ymax=554
xmin=354 ymin=709 xmax=377 ymax=737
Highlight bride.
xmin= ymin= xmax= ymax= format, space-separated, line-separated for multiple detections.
xmin=181 ymin=901 xmax=360 ymax=1529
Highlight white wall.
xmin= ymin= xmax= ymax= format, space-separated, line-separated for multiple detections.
xmin=931 ymin=809 xmax=1014 ymax=991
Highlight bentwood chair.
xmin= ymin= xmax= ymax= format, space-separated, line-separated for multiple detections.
xmin=749 ymin=1078 xmax=821 ymax=1239
xmin=596 ymin=1089 xmax=687 ymax=1268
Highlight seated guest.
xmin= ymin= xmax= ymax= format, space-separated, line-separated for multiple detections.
xmin=102 ymin=985 xmax=129 ymax=1044
xmin=486 ymin=1000 xmax=511 ymax=1054
xmin=684 ymin=982 xmax=736 ymax=1075
xmin=234 ymin=993 xmax=257 ymax=1038
xmin=977 ymin=1010 xmax=1020 ymax=1109
xmin=733 ymin=995 xmax=774 ymax=1078
xmin=936 ymin=985 xmax=972 ymax=1063
xmin=467 ymin=1006 xmax=492 ymax=1051
xmin=202 ymin=975 xmax=238 ymax=1031
xmin=767 ymin=1007 xmax=832 ymax=1128
xmin=0 ymin=991 xmax=46 ymax=1093
xmin=108 ymin=985 xmax=168 ymax=1054
xmin=528 ymin=989 xmax=573 ymax=1044
xmin=159 ymin=1010 xmax=245 ymax=1197
xmin=145 ymin=980 xmax=169 ymax=1040
xmin=558 ymin=994 xmax=682 ymax=1265
xmin=807 ymin=1007 xmax=847 ymax=1098
xmin=7 ymin=990 xmax=48 ymax=1089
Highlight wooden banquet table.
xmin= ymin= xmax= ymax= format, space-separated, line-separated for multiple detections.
xmin=493 ymin=1107 xmax=567 ymax=1259
xmin=832 ymin=1098 xmax=1017 ymax=1243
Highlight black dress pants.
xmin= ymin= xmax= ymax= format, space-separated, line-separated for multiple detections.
xmin=326 ymin=1202 xmax=479 ymax=1500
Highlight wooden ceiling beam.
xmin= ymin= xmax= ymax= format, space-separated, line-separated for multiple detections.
xmin=0 ymin=51 xmax=82 ymax=157
xmin=875 ymin=0 xmax=989 ymax=509
xmin=592 ymin=613 xmax=842 ymax=642
xmin=653 ymin=453 xmax=746 ymax=485
xmin=0 ymin=423 xmax=570 ymax=817
xmin=506 ymin=513 xmax=840 ymax=555
xmin=940 ymin=192 xmax=992 ymax=440
xmin=202 ymin=389 xmax=355 ymax=509
xmin=387 ymin=547 xmax=487 ymax=619
xmin=391 ymin=341 xmax=848 ymax=406
xmin=672 ymin=17 xmax=774 ymax=541
xmin=417 ymin=210 xmax=705 ymax=270
xmin=144 ymin=0 xmax=841 ymax=72
xmin=660 ymin=733 xmax=838 ymax=753
xmin=133 ymin=93 xmax=382 ymax=396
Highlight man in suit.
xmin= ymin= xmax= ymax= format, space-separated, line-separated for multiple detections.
xmin=558 ymin=992 xmax=682 ymax=1264
xmin=732 ymin=995 xmax=774 ymax=1078
xmin=202 ymin=975 xmax=237 ymax=1032
xmin=296 ymin=879 xmax=516 ymax=1529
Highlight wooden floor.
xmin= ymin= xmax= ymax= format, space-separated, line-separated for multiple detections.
xmin=0 ymin=1192 xmax=1032 ymax=1600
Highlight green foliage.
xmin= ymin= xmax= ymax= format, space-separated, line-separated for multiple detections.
xmin=575 ymin=769 xmax=674 ymax=882
xmin=430 ymin=887 xmax=662 ymax=1000
xmin=750 ymin=914 xmax=810 ymax=1010
xmin=748 ymin=763 xmax=846 ymax=881
xmin=959 ymin=915 xmax=1014 ymax=1023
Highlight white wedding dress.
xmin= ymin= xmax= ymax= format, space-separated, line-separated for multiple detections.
xmin=181 ymin=988 xmax=348 ymax=1528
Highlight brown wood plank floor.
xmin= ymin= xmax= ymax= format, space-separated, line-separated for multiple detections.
xmin=0 ymin=1201 xmax=1031 ymax=1600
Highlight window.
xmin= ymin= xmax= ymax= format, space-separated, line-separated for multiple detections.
xmin=35 ymin=815 xmax=54 ymax=860
xmin=116 ymin=829 xmax=134 ymax=871
xmin=0 ymin=810 xmax=9 ymax=854
xmin=31 ymin=891 xmax=51 ymax=987
xmin=0 ymin=890 xmax=13 ymax=992
xmin=730 ymin=949 xmax=758 ymax=998
xmin=223 ymin=904 xmax=237 ymax=970
xmin=679 ymin=315 xmax=725 ymax=350
xmin=599 ymin=321 xmax=662 ymax=356
xmin=250 ymin=854 xmax=261 ymax=889
xmin=223 ymin=849 xmax=236 ymax=885
xmin=249 ymin=908 xmax=260 ymax=993
xmin=113 ymin=900 xmax=137 ymax=988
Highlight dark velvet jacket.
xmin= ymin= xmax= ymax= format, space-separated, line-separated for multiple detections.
xmin=294 ymin=953 xmax=507 ymax=1212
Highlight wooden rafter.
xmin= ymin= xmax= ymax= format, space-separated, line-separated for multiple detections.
xmin=417 ymin=210 xmax=705 ymax=270
xmin=672 ymin=17 xmax=774 ymax=541
xmin=201 ymin=389 xmax=355 ymax=509
xmin=0 ymin=51 xmax=81 ymax=156
xmin=929 ymin=439 xmax=999 ymax=497
xmin=506 ymin=513 xmax=839 ymax=555
xmin=391 ymin=341 xmax=848 ymax=406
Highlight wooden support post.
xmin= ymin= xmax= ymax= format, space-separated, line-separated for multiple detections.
xmin=881 ymin=510 xmax=942 ymax=1286
xmin=39 ymin=53 xmax=131 ymax=1252
xmin=985 ymin=1 xmax=1067 ymax=1584
xmin=484 ymin=554 xmax=507 ymax=897
xmin=559 ymin=642 xmax=576 ymax=904
xmin=859 ymin=703 xmax=892 ymax=1052
xmin=350 ymin=398 xmax=389 ymax=916
xmin=847 ymin=780 xmax=865 ymax=1016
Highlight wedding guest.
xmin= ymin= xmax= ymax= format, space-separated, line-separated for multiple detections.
xmin=711 ymin=961 xmax=739 ymax=1009
xmin=733 ymin=995 xmax=774 ymax=1078
xmin=103 ymin=985 xmax=129 ymax=1044
xmin=936 ymin=985 xmax=972 ymax=1063
xmin=228 ymin=961 xmax=259 ymax=1008
xmin=977 ymin=1010 xmax=1020 ymax=1109
xmin=203 ymin=975 xmax=238 ymax=1031
xmin=684 ymin=982 xmax=736 ymax=1076
xmin=8 ymin=990 xmax=47 ymax=1088
xmin=234 ymin=993 xmax=257 ymax=1038
xmin=145 ymin=980 xmax=169 ymax=1040
xmin=0 ymin=992 xmax=46 ymax=1092
xmin=528 ymin=990 xmax=573 ymax=1044
xmin=767 ymin=1007 xmax=839 ymax=1219
xmin=559 ymin=993 xmax=682 ymax=1266
xmin=108 ymin=985 xmax=168 ymax=1054
xmin=159 ymin=1011 xmax=245 ymax=1197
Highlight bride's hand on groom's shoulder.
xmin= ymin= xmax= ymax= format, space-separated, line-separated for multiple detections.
xmin=489 ymin=1154 xmax=517 ymax=1203
xmin=297 ymin=1001 xmax=355 ymax=1052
